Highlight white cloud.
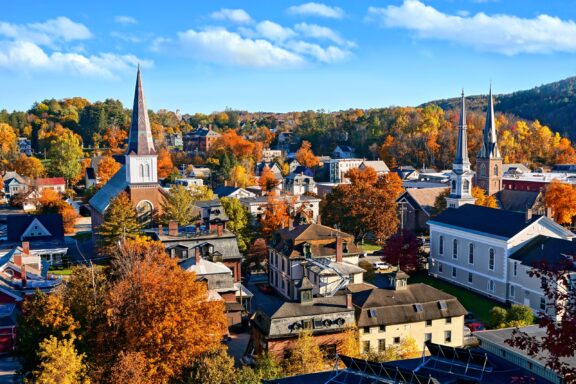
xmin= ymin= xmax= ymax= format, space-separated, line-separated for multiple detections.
xmin=152 ymin=28 xmax=304 ymax=68
xmin=287 ymin=40 xmax=351 ymax=62
xmin=114 ymin=16 xmax=137 ymax=25
xmin=287 ymin=2 xmax=345 ymax=19
xmin=211 ymin=8 xmax=253 ymax=24
xmin=0 ymin=17 xmax=92 ymax=47
xmin=0 ymin=40 xmax=150 ymax=78
xmin=256 ymin=21 xmax=296 ymax=42
xmin=367 ymin=0 xmax=576 ymax=55
xmin=294 ymin=22 xmax=355 ymax=47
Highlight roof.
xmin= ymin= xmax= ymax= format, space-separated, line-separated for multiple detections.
xmin=503 ymin=163 xmax=530 ymax=174
xmin=398 ymin=187 xmax=448 ymax=216
xmin=126 ymin=68 xmax=156 ymax=156
xmin=352 ymin=284 xmax=467 ymax=327
xmin=35 ymin=177 xmax=65 ymax=186
xmin=361 ymin=160 xmax=390 ymax=173
xmin=180 ymin=258 xmax=232 ymax=275
xmin=510 ymin=235 xmax=576 ymax=268
xmin=495 ymin=189 xmax=542 ymax=212
xmin=429 ymin=205 xmax=543 ymax=239
xmin=267 ymin=295 xmax=353 ymax=319
xmin=308 ymin=261 xmax=365 ymax=276
xmin=213 ymin=186 xmax=241 ymax=198
xmin=2 ymin=172 xmax=27 ymax=184
xmin=335 ymin=145 xmax=354 ymax=152
xmin=7 ymin=214 xmax=64 ymax=242
xmin=149 ymin=229 xmax=242 ymax=261
xmin=88 ymin=166 xmax=127 ymax=214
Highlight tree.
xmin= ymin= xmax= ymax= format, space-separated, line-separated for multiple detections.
xmin=187 ymin=347 xmax=236 ymax=384
xmin=105 ymin=246 xmax=228 ymax=383
xmin=221 ymin=197 xmax=252 ymax=252
xmin=295 ymin=140 xmax=319 ymax=168
xmin=60 ymin=203 xmax=79 ymax=234
xmin=157 ymin=148 xmax=176 ymax=179
xmin=161 ymin=185 xmax=198 ymax=226
xmin=432 ymin=189 xmax=450 ymax=216
xmin=36 ymin=189 xmax=78 ymax=233
xmin=12 ymin=153 xmax=45 ymax=179
xmin=228 ymin=164 xmax=254 ymax=188
xmin=545 ymin=180 xmax=576 ymax=225
xmin=507 ymin=304 xmax=534 ymax=327
xmin=283 ymin=330 xmax=326 ymax=376
xmin=339 ymin=326 xmax=360 ymax=357
xmin=97 ymin=192 xmax=141 ymax=248
xmin=381 ymin=230 xmax=423 ymax=271
xmin=189 ymin=185 xmax=215 ymax=201
xmin=47 ymin=129 xmax=84 ymax=186
xmin=397 ymin=336 xmax=421 ymax=359
xmin=110 ymin=351 xmax=152 ymax=384
xmin=0 ymin=122 xmax=18 ymax=170
xmin=258 ymin=166 xmax=279 ymax=193
xmin=259 ymin=192 xmax=292 ymax=239
xmin=490 ymin=306 xmax=509 ymax=329
xmin=472 ymin=186 xmax=498 ymax=208
xmin=32 ymin=336 xmax=88 ymax=384
xmin=97 ymin=156 xmax=121 ymax=186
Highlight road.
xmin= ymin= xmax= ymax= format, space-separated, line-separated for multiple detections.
xmin=0 ymin=356 xmax=21 ymax=384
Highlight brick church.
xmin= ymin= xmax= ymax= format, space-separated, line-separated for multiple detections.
xmin=89 ymin=67 xmax=164 ymax=227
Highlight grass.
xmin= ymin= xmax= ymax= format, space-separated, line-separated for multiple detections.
xmin=360 ymin=242 xmax=381 ymax=252
xmin=408 ymin=271 xmax=505 ymax=325
xmin=49 ymin=269 xmax=73 ymax=276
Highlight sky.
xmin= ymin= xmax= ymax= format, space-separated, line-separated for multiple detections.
xmin=2 ymin=0 xmax=576 ymax=114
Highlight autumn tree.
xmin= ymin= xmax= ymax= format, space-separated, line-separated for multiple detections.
xmin=379 ymin=135 xmax=396 ymax=168
xmin=221 ymin=197 xmax=252 ymax=252
xmin=161 ymin=185 xmax=198 ymax=226
xmin=472 ymin=186 xmax=498 ymax=208
xmin=490 ymin=305 xmax=533 ymax=329
xmin=157 ymin=147 xmax=176 ymax=179
xmin=47 ymin=128 xmax=84 ymax=186
xmin=32 ymin=336 xmax=89 ymax=384
xmin=36 ymin=189 xmax=79 ymax=233
xmin=212 ymin=129 xmax=255 ymax=161
xmin=0 ymin=122 xmax=18 ymax=170
xmin=97 ymin=155 xmax=121 ymax=186
xmin=545 ymin=180 xmax=576 ymax=225
xmin=187 ymin=347 xmax=236 ymax=384
xmin=295 ymin=140 xmax=319 ymax=168
xmin=339 ymin=326 xmax=360 ymax=357
xmin=105 ymin=247 xmax=228 ymax=383
xmin=228 ymin=164 xmax=254 ymax=188
xmin=432 ymin=189 xmax=449 ymax=215
xmin=283 ymin=330 xmax=327 ymax=376
xmin=97 ymin=192 xmax=141 ymax=248
xmin=260 ymin=192 xmax=293 ymax=239
xmin=189 ymin=185 xmax=215 ymax=201
xmin=258 ymin=166 xmax=279 ymax=193
xmin=12 ymin=153 xmax=45 ymax=179
xmin=110 ymin=352 xmax=153 ymax=384
xmin=381 ymin=230 xmax=423 ymax=271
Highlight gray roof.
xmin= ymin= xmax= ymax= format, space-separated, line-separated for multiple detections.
xmin=151 ymin=229 xmax=242 ymax=261
xmin=88 ymin=166 xmax=127 ymax=214
xmin=495 ymin=189 xmax=542 ymax=212
xmin=126 ymin=67 xmax=156 ymax=156
xmin=398 ymin=187 xmax=449 ymax=216
xmin=361 ymin=160 xmax=390 ymax=173
xmin=510 ymin=235 xmax=576 ymax=269
xmin=268 ymin=295 xmax=353 ymax=319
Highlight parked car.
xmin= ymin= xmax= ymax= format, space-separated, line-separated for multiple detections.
xmin=465 ymin=321 xmax=486 ymax=332
xmin=463 ymin=326 xmax=472 ymax=337
xmin=257 ymin=284 xmax=274 ymax=294
xmin=372 ymin=261 xmax=391 ymax=270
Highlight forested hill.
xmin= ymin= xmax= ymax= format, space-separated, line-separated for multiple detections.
xmin=423 ymin=77 xmax=576 ymax=138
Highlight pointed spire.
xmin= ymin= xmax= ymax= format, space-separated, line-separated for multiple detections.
xmin=479 ymin=85 xmax=501 ymax=158
xmin=454 ymin=90 xmax=470 ymax=165
xmin=126 ymin=67 xmax=156 ymax=155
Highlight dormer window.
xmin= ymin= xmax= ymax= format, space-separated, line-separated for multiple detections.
xmin=414 ymin=303 xmax=424 ymax=313
xmin=343 ymin=241 xmax=349 ymax=254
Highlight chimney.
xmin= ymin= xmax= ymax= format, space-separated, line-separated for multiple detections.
xmin=22 ymin=242 xmax=30 ymax=255
xmin=525 ymin=208 xmax=533 ymax=222
xmin=195 ymin=247 xmax=201 ymax=265
xmin=158 ymin=224 xmax=163 ymax=235
xmin=336 ymin=235 xmax=343 ymax=263
xmin=13 ymin=253 xmax=22 ymax=267
xmin=317 ymin=214 xmax=322 ymax=226
xmin=21 ymin=265 xmax=27 ymax=289
xmin=217 ymin=223 xmax=223 ymax=237
xmin=546 ymin=207 xmax=553 ymax=219
xmin=346 ymin=293 xmax=352 ymax=309
xmin=168 ymin=220 xmax=178 ymax=236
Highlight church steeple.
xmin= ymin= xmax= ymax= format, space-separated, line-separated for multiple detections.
xmin=126 ymin=66 xmax=156 ymax=156
xmin=479 ymin=85 xmax=500 ymax=159
xmin=476 ymin=85 xmax=503 ymax=196
xmin=446 ymin=90 xmax=475 ymax=208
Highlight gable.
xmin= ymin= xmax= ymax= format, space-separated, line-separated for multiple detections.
xmin=21 ymin=218 xmax=52 ymax=240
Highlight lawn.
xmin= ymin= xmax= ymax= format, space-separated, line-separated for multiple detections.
xmin=49 ymin=269 xmax=73 ymax=276
xmin=360 ymin=242 xmax=381 ymax=252
xmin=408 ymin=271 xmax=505 ymax=326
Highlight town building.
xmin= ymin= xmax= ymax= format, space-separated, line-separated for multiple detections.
xmin=283 ymin=173 xmax=317 ymax=196
xmin=239 ymin=195 xmax=320 ymax=224
xmin=494 ymin=189 xmax=546 ymax=214
xmin=476 ymin=86 xmax=503 ymax=196
xmin=166 ymin=133 xmax=183 ymax=148
xmin=35 ymin=177 xmax=66 ymax=194
xmin=262 ymin=148 xmax=283 ymax=162
xmin=2 ymin=172 xmax=28 ymax=199
xmin=268 ymin=224 xmax=364 ymax=300
xmin=17 ymin=138 xmax=32 ymax=156
xmin=333 ymin=145 xmax=356 ymax=159
xmin=89 ymin=68 xmax=165 ymax=228
xmin=428 ymin=204 xmax=574 ymax=312
xmin=359 ymin=160 xmax=389 ymax=176
xmin=350 ymin=270 xmax=467 ymax=354
xmin=396 ymin=187 xmax=448 ymax=233
xmin=328 ymin=158 xmax=363 ymax=184
xmin=184 ymin=125 xmax=221 ymax=153
xmin=502 ymin=171 xmax=576 ymax=192
xmin=213 ymin=186 xmax=257 ymax=199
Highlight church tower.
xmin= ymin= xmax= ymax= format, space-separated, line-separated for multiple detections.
xmin=446 ymin=91 xmax=476 ymax=209
xmin=476 ymin=86 xmax=503 ymax=196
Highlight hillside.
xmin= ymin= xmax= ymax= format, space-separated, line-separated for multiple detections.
xmin=423 ymin=77 xmax=576 ymax=138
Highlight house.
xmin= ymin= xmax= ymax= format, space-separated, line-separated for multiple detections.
xmin=184 ymin=125 xmax=221 ymax=153
xmin=2 ymin=172 xmax=28 ymax=199
xmin=428 ymin=204 xmax=575 ymax=312
xmin=502 ymin=172 xmax=576 ymax=192
xmin=0 ymin=245 xmax=62 ymax=294
xmin=359 ymin=160 xmax=389 ymax=176
xmin=17 ymin=138 xmax=31 ymax=156
xmin=255 ymin=162 xmax=283 ymax=178
xmin=503 ymin=163 xmax=531 ymax=176
xmin=494 ymin=189 xmax=546 ymax=214
xmin=35 ymin=177 xmax=66 ymax=194
xmin=239 ymin=195 xmax=320 ymax=224
xmin=396 ymin=187 xmax=448 ymax=233
xmin=172 ymin=177 xmax=204 ymax=188
xmin=277 ymin=132 xmax=296 ymax=153
xmin=262 ymin=148 xmax=283 ymax=162
xmin=283 ymin=173 xmax=317 ymax=196
xmin=328 ymin=159 xmax=363 ymax=184
xmin=333 ymin=145 xmax=356 ymax=159
xmin=268 ymin=224 xmax=364 ymax=300
xmin=85 ymin=167 xmax=97 ymax=189
xmin=166 ymin=133 xmax=183 ymax=148
xmin=89 ymin=68 xmax=165 ymax=229
xmin=395 ymin=166 xmax=419 ymax=181
xmin=350 ymin=270 xmax=467 ymax=354
xmin=286 ymin=158 xmax=301 ymax=174
xmin=213 ymin=186 xmax=256 ymax=199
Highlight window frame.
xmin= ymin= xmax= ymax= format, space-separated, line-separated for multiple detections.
xmin=489 ymin=249 xmax=495 ymax=271
xmin=453 ymin=239 xmax=458 ymax=259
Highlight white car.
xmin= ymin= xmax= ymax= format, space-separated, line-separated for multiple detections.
xmin=372 ymin=262 xmax=390 ymax=270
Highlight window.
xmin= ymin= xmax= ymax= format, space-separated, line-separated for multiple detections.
xmin=363 ymin=327 xmax=370 ymax=334
xmin=438 ymin=300 xmax=447 ymax=310
xmin=363 ymin=341 xmax=371 ymax=353
xmin=452 ymin=267 xmax=456 ymax=278
xmin=540 ymin=297 xmax=546 ymax=310
xmin=303 ymin=319 xmax=313 ymax=329
xmin=513 ymin=262 xmax=518 ymax=277
xmin=438 ymin=263 xmax=443 ymax=273
xmin=468 ymin=243 xmax=474 ymax=264
xmin=425 ymin=333 xmax=432 ymax=342
xmin=445 ymin=317 xmax=452 ymax=324
xmin=281 ymin=279 xmax=285 ymax=289
xmin=453 ymin=240 xmax=458 ymax=259
xmin=139 ymin=164 xmax=144 ymax=178
xmin=379 ymin=325 xmax=386 ymax=332
xmin=426 ymin=319 xmax=432 ymax=327
xmin=494 ymin=164 xmax=499 ymax=176
xmin=439 ymin=236 xmax=444 ymax=255
xmin=378 ymin=339 xmax=386 ymax=352
xmin=145 ymin=164 xmax=151 ymax=178
xmin=488 ymin=280 xmax=495 ymax=292
xmin=489 ymin=249 xmax=495 ymax=270
xmin=510 ymin=285 xmax=515 ymax=298
xmin=368 ymin=309 xmax=377 ymax=318
xmin=414 ymin=303 xmax=424 ymax=313
xmin=393 ymin=337 xmax=401 ymax=345
xmin=480 ymin=163 xmax=486 ymax=177
xmin=463 ymin=180 xmax=470 ymax=194
xmin=444 ymin=331 xmax=452 ymax=343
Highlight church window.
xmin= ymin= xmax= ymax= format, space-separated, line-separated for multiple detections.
xmin=139 ymin=164 xmax=144 ymax=178
xmin=494 ymin=164 xmax=499 ymax=176
xmin=439 ymin=236 xmax=444 ymax=255
xmin=451 ymin=180 xmax=456 ymax=191
xmin=463 ymin=180 xmax=470 ymax=194
xmin=452 ymin=239 xmax=458 ymax=259
xmin=489 ymin=249 xmax=495 ymax=270
xmin=146 ymin=164 xmax=151 ymax=178
xmin=480 ymin=163 xmax=486 ymax=177
xmin=468 ymin=243 xmax=474 ymax=264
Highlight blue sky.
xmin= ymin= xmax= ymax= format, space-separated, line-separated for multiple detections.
xmin=2 ymin=0 xmax=576 ymax=113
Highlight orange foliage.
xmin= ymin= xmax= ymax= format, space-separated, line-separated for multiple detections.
xmin=258 ymin=166 xmax=279 ymax=193
xmin=157 ymin=148 xmax=175 ymax=179
xmin=60 ymin=204 xmax=79 ymax=234
xmin=260 ymin=192 xmax=294 ymax=238
xmin=102 ymin=126 xmax=128 ymax=151
xmin=213 ymin=129 xmax=255 ymax=160
xmin=295 ymin=140 xmax=319 ymax=168
xmin=545 ymin=180 xmax=576 ymax=225
xmin=97 ymin=156 xmax=121 ymax=186
xmin=37 ymin=189 xmax=78 ymax=233
xmin=12 ymin=154 xmax=45 ymax=179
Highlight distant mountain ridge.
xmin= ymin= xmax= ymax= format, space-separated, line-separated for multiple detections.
xmin=422 ymin=77 xmax=576 ymax=138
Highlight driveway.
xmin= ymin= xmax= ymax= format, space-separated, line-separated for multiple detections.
xmin=0 ymin=356 xmax=21 ymax=384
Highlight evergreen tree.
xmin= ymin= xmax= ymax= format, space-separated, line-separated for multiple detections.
xmin=97 ymin=192 xmax=141 ymax=248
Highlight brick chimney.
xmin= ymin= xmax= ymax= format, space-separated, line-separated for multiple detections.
xmin=13 ymin=253 xmax=22 ymax=267
xmin=346 ymin=293 xmax=352 ymax=309
xmin=336 ymin=235 xmax=343 ymax=263
xmin=317 ymin=214 xmax=322 ymax=225
xmin=22 ymin=241 xmax=30 ymax=255
xmin=546 ymin=207 xmax=553 ymax=219
xmin=21 ymin=264 xmax=27 ymax=288
xmin=217 ymin=223 xmax=223 ymax=237
xmin=195 ymin=247 xmax=201 ymax=265
xmin=525 ymin=208 xmax=533 ymax=222
xmin=168 ymin=220 xmax=178 ymax=236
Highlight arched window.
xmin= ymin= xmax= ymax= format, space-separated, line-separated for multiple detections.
xmin=451 ymin=180 xmax=456 ymax=191
xmin=494 ymin=164 xmax=499 ymax=176
xmin=480 ymin=163 xmax=486 ymax=177
xmin=489 ymin=248 xmax=495 ymax=270
xmin=468 ymin=243 xmax=474 ymax=264
xmin=145 ymin=164 xmax=151 ymax=178
xmin=136 ymin=200 xmax=153 ymax=227
xmin=439 ymin=236 xmax=444 ymax=255
xmin=139 ymin=164 xmax=144 ymax=178
xmin=463 ymin=180 xmax=470 ymax=194
xmin=452 ymin=239 xmax=458 ymax=259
